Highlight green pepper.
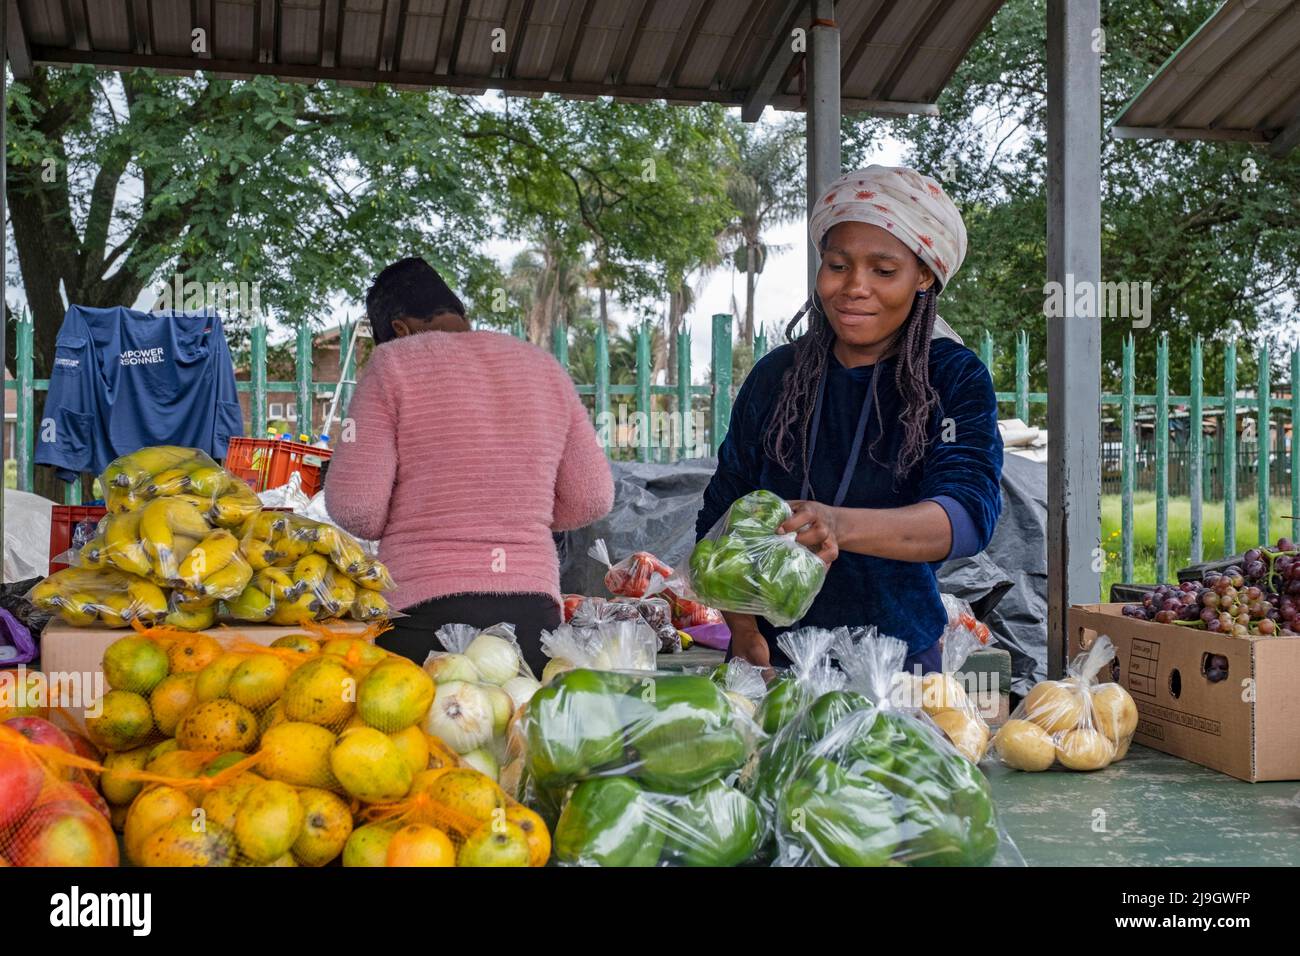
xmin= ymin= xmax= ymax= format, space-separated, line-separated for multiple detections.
xmin=525 ymin=669 xmax=635 ymax=787
xmin=723 ymin=489 xmax=791 ymax=537
xmin=778 ymin=757 xmax=899 ymax=867
xmin=554 ymin=777 xmax=665 ymax=867
xmin=624 ymin=674 xmax=747 ymax=792
xmin=659 ymin=780 xmax=762 ymax=867
xmin=807 ymin=690 xmax=871 ymax=741
xmin=757 ymin=674 xmax=809 ymax=735
xmin=692 ymin=540 xmax=760 ymax=608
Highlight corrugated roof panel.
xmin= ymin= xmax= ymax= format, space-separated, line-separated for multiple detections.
xmin=454 ymin=0 xmax=511 ymax=77
xmin=510 ymin=0 xmax=572 ymax=81
xmin=564 ymin=0 xmax=625 ymax=84
xmin=213 ymin=0 xmax=257 ymax=62
xmin=836 ymin=0 xmax=922 ymax=100
xmin=278 ymin=0 xmax=323 ymax=67
xmin=620 ymin=0 xmax=691 ymax=87
xmin=669 ymin=1 xmax=746 ymax=91
xmin=338 ymin=0 xmax=386 ymax=70
xmin=149 ymin=0 xmax=192 ymax=56
xmin=84 ymin=0 xmax=133 ymax=53
xmin=16 ymin=0 xmax=70 ymax=46
xmin=1112 ymin=0 xmax=1300 ymax=147
xmin=398 ymin=0 xmax=449 ymax=72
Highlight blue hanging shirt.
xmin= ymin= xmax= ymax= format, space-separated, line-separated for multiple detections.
xmin=35 ymin=306 xmax=244 ymax=482
xmin=696 ymin=337 xmax=1004 ymax=663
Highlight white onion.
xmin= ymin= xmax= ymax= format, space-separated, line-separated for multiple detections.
xmin=482 ymin=685 xmax=514 ymax=736
xmin=422 ymin=681 xmax=493 ymax=753
xmin=423 ymin=652 xmax=481 ymax=685
xmin=502 ymin=675 xmax=541 ymax=709
xmin=465 ymin=633 xmax=520 ymax=685
xmin=541 ymin=658 xmax=574 ymax=685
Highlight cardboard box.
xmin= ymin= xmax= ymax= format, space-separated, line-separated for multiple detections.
xmin=37 ymin=618 xmax=374 ymax=735
xmin=1069 ymin=603 xmax=1300 ymax=782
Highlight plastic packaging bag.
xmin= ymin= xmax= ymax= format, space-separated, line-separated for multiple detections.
xmin=100 ymin=446 xmax=235 ymax=514
xmin=678 ymin=490 xmax=827 ymax=627
xmin=588 ymin=539 xmax=673 ymax=599
xmin=421 ymin=623 xmax=540 ymax=779
xmin=903 ymin=624 xmax=993 ymax=763
xmin=753 ymin=629 xmax=1019 ymax=866
xmin=539 ymin=618 xmax=659 ymax=682
xmin=992 ymin=636 xmax=1137 ymax=772
xmin=941 ymin=592 xmax=992 ymax=645
xmin=26 ymin=568 xmax=169 ymax=628
xmin=709 ymin=657 xmax=768 ymax=722
xmin=566 ymin=594 xmax=679 ymax=654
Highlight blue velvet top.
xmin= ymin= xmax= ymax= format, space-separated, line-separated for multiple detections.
xmin=695 ymin=336 xmax=1004 ymax=664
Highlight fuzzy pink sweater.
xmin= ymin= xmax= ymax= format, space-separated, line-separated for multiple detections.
xmin=323 ymin=331 xmax=614 ymax=611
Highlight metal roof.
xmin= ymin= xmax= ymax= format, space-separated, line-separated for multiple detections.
xmin=5 ymin=0 xmax=1004 ymax=118
xmin=1110 ymin=0 xmax=1300 ymax=155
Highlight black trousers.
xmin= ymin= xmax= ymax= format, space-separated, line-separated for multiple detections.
xmin=378 ymin=592 xmax=561 ymax=679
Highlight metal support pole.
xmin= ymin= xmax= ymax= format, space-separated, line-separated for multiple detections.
xmin=636 ymin=322 xmax=651 ymax=463
xmin=252 ymin=316 xmax=268 ymax=438
xmin=16 ymin=311 xmax=33 ymax=492
xmin=677 ymin=328 xmax=692 ymax=461
xmin=1045 ymin=0 xmax=1102 ymax=676
xmin=805 ymin=0 xmax=840 ymax=292
xmin=296 ymin=322 xmax=313 ymax=439
xmin=1 ymin=0 xmax=8 ymax=577
xmin=711 ymin=314 xmax=734 ymax=454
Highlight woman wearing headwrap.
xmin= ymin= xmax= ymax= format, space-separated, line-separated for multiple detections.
xmin=695 ymin=166 xmax=1003 ymax=673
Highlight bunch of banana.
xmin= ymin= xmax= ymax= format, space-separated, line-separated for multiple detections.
xmin=27 ymin=568 xmax=166 ymax=627
xmin=223 ymin=582 xmax=275 ymax=622
xmin=207 ymin=480 xmax=262 ymax=529
xmin=350 ymin=589 xmax=392 ymax=622
xmin=98 ymin=512 xmax=154 ymax=578
xmin=138 ymin=498 xmax=212 ymax=580
xmin=164 ymin=593 xmax=218 ymax=630
xmin=101 ymin=445 xmax=196 ymax=491
xmin=348 ymin=557 xmax=395 ymax=592
xmin=309 ymin=570 xmax=356 ymax=620
xmin=100 ymin=446 xmax=235 ymax=512
xmin=244 ymin=538 xmax=285 ymax=570
xmin=172 ymin=529 xmax=252 ymax=599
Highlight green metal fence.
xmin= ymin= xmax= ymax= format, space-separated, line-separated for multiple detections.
xmin=10 ymin=307 xmax=1297 ymax=589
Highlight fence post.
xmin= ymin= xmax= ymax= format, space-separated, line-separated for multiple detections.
xmin=296 ymin=322 xmax=313 ymax=439
xmin=755 ymin=325 xmax=767 ymax=360
xmin=1155 ymin=333 xmax=1169 ymax=583
xmin=1015 ymin=328 xmax=1029 ymax=423
xmin=1121 ymin=334 xmax=1135 ymax=583
xmin=677 ymin=328 xmax=692 ymax=461
xmin=338 ymin=317 xmax=356 ymax=422
xmin=1224 ymin=342 xmax=1237 ymax=556
xmin=1258 ymin=343 xmax=1270 ymax=548
xmin=1292 ymin=346 xmax=1299 ymax=545
xmin=16 ymin=309 xmax=33 ymax=492
xmin=980 ymin=328 xmax=994 ymax=373
xmin=595 ymin=321 xmax=609 ymax=453
xmin=711 ymin=314 xmax=733 ymax=455
xmin=251 ymin=315 xmax=267 ymax=438
xmin=552 ymin=323 xmax=568 ymax=369
xmin=1189 ymin=335 xmax=1203 ymax=564
xmin=636 ymin=321 xmax=651 ymax=463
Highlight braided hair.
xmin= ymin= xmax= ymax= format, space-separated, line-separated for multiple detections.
xmin=762 ymin=251 xmax=941 ymax=489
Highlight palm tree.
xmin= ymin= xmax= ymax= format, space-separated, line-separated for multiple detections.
xmin=502 ymin=236 xmax=589 ymax=347
xmin=721 ymin=116 xmax=805 ymax=344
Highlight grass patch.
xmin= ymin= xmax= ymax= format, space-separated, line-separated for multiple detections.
xmin=1100 ymin=493 xmax=1298 ymax=597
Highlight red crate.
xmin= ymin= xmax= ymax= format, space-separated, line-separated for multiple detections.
xmin=49 ymin=505 xmax=108 ymax=574
xmin=225 ymin=437 xmax=333 ymax=497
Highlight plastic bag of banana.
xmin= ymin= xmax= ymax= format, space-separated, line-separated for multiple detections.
xmin=27 ymin=568 xmax=169 ymax=627
xmin=228 ymin=512 xmax=395 ymax=625
xmin=98 ymin=444 xmax=263 ymax=527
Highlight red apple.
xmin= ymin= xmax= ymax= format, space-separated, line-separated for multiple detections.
xmin=4 ymin=717 xmax=77 ymax=780
xmin=66 ymin=781 xmax=112 ymax=821
xmin=0 ymin=727 xmax=45 ymax=830
xmin=10 ymin=799 xmax=119 ymax=867
xmin=65 ymin=732 xmax=103 ymax=787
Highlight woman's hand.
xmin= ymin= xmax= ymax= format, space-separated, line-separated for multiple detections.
xmin=781 ymin=500 xmax=840 ymax=567
xmin=723 ymin=612 xmax=773 ymax=676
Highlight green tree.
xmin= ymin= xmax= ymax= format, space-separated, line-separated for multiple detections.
xmin=720 ymin=115 xmax=805 ymax=344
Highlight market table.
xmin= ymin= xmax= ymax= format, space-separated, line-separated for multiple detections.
xmin=987 ymin=744 xmax=1300 ymax=866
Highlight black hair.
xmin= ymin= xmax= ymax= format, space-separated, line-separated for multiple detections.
xmin=366 ymin=257 xmax=466 ymax=344
xmin=762 ymin=233 xmax=940 ymax=487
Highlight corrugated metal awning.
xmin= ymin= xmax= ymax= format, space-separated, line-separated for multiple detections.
xmin=1110 ymin=0 xmax=1300 ymax=155
xmin=5 ymin=0 xmax=1004 ymax=118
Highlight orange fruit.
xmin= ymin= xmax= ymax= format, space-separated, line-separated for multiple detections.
xmin=385 ymin=824 xmax=454 ymax=867
xmin=167 ymin=634 xmax=224 ymax=673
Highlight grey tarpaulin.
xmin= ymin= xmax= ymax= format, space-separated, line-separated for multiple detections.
xmin=558 ymin=453 xmax=1048 ymax=694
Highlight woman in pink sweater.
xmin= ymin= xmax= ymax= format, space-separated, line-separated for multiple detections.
xmin=324 ymin=258 xmax=614 ymax=674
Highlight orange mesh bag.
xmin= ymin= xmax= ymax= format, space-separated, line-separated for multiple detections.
xmin=352 ymin=766 xmax=549 ymax=867
xmin=0 ymin=723 xmax=119 ymax=867
xmin=89 ymin=622 xmax=483 ymax=867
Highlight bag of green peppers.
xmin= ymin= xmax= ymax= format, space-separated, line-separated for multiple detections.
xmin=551 ymin=776 xmax=763 ymax=867
xmin=679 ymin=490 xmax=827 ymax=627
xmin=767 ymin=630 xmax=1023 ymax=867
xmin=520 ymin=667 xmax=762 ymax=796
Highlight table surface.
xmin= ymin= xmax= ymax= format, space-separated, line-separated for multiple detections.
xmin=986 ymin=744 xmax=1300 ymax=866
xmin=661 ymin=649 xmax=1300 ymax=867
